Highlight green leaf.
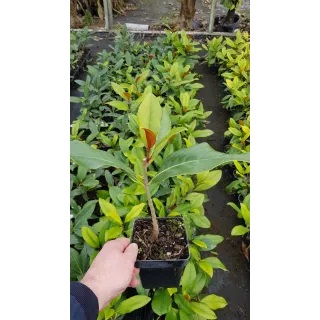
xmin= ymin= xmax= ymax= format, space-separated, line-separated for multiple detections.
xmin=153 ymin=198 xmax=165 ymax=217
xmin=229 ymin=127 xmax=242 ymax=136
xmin=71 ymin=96 xmax=81 ymax=103
xmin=180 ymin=261 xmax=196 ymax=290
xmin=203 ymin=257 xmax=228 ymax=271
xmin=166 ymin=308 xmax=178 ymax=320
xmin=240 ymin=203 xmax=250 ymax=225
xmin=73 ymin=201 xmax=97 ymax=235
xmin=151 ymin=288 xmax=172 ymax=316
xmin=192 ymin=130 xmax=214 ymax=138
xmin=81 ymin=227 xmax=100 ymax=249
xmin=192 ymin=235 xmax=224 ymax=251
xmin=106 ymin=101 xmax=129 ymax=111
xmin=104 ymin=306 xmax=115 ymax=320
xmin=198 ymin=260 xmax=213 ymax=277
xmin=70 ymin=140 xmax=137 ymax=182
xmin=151 ymin=143 xmax=250 ymax=184
xmin=201 ymin=294 xmax=228 ymax=310
xmin=192 ymin=270 xmax=207 ymax=295
xmin=111 ymin=82 xmax=125 ymax=98
xmin=174 ymin=294 xmax=194 ymax=315
xmin=231 ymin=225 xmax=249 ymax=236
xmin=137 ymin=93 xmax=162 ymax=135
xmin=105 ymin=226 xmax=123 ymax=241
xmin=167 ymin=288 xmax=178 ymax=296
xmin=194 ymin=170 xmax=222 ymax=191
xmin=99 ymin=198 xmax=123 ymax=225
xmin=124 ymin=203 xmax=145 ymax=223
xmin=192 ymin=239 xmax=207 ymax=249
xmin=190 ymin=245 xmax=201 ymax=261
xmin=180 ymin=309 xmax=193 ymax=320
xmin=190 ymin=302 xmax=217 ymax=319
xmin=227 ymin=202 xmax=241 ymax=214
xmin=185 ymin=192 xmax=204 ymax=207
xmin=116 ymin=295 xmax=151 ymax=315
xmin=70 ymin=247 xmax=89 ymax=281
xmin=190 ymin=215 xmax=211 ymax=228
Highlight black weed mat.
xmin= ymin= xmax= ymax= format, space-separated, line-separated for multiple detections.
xmin=70 ymin=35 xmax=250 ymax=319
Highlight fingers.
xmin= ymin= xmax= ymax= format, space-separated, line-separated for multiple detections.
xmin=133 ymin=267 xmax=140 ymax=276
xmin=130 ymin=273 xmax=140 ymax=288
xmin=124 ymin=243 xmax=138 ymax=263
xmin=110 ymin=237 xmax=130 ymax=252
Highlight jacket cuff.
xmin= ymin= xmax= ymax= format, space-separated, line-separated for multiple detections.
xmin=70 ymin=282 xmax=99 ymax=320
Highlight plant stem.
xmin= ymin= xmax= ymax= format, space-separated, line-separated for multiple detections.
xmin=143 ymin=158 xmax=159 ymax=242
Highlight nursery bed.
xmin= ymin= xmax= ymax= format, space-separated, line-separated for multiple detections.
xmin=70 ymin=34 xmax=249 ymax=319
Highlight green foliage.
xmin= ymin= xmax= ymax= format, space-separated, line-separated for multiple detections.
xmin=69 ymin=26 xmax=251 ymax=319
xmin=229 ymin=193 xmax=250 ymax=236
xmin=70 ymin=27 xmax=92 ymax=74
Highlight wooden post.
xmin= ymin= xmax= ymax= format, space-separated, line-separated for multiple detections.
xmin=107 ymin=0 xmax=113 ymax=29
xmin=208 ymin=0 xmax=217 ymax=33
xmin=103 ymin=0 xmax=109 ymax=30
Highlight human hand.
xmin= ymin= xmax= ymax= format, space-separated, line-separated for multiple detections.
xmin=80 ymin=238 xmax=140 ymax=310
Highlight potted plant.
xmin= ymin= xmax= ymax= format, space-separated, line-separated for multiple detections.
xmin=71 ymin=92 xmax=250 ymax=288
xmin=220 ymin=0 xmax=242 ymax=32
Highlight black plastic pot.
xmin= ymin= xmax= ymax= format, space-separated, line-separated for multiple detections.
xmin=70 ymin=48 xmax=91 ymax=88
xmin=222 ymin=13 xmax=240 ymax=33
xmin=132 ymin=217 xmax=190 ymax=289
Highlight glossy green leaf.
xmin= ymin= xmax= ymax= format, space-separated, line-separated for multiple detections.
xmin=104 ymin=306 xmax=115 ymax=320
xmin=201 ymin=294 xmax=228 ymax=310
xmin=192 ymin=129 xmax=214 ymax=138
xmin=192 ymin=239 xmax=207 ymax=248
xmin=124 ymin=203 xmax=145 ymax=223
xmin=166 ymin=308 xmax=178 ymax=320
xmin=198 ymin=260 xmax=213 ymax=277
xmin=137 ymin=93 xmax=162 ymax=135
xmin=116 ymin=295 xmax=151 ymax=315
xmin=152 ymin=288 xmax=172 ymax=316
xmin=167 ymin=288 xmax=178 ymax=296
xmin=240 ymin=203 xmax=250 ymax=225
xmin=203 ymin=257 xmax=228 ymax=271
xmin=111 ymin=82 xmax=125 ymax=98
xmin=190 ymin=245 xmax=201 ymax=261
xmin=190 ymin=215 xmax=211 ymax=228
xmin=195 ymin=170 xmax=222 ymax=191
xmin=231 ymin=225 xmax=249 ymax=236
xmin=192 ymin=269 xmax=207 ymax=295
xmin=180 ymin=261 xmax=196 ymax=290
xmin=99 ymin=198 xmax=123 ymax=225
xmin=190 ymin=302 xmax=217 ymax=319
xmin=81 ymin=227 xmax=100 ymax=249
xmin=105 ymin=226 xmax=123 ymax=241
xmin=174 ymin=294 xmax=194 ymax=315
xmin=106 ymin=101 xmax=129 ymax=111
xmin=193 ymin=235 xmax=224 ymax=251
xmin=73 ymin=201 xmax=97 ymax=235
xmin=151 ymin=143 xmax=250 ymax=184
xmin=70 ymin=141 xmax=137 ymax=182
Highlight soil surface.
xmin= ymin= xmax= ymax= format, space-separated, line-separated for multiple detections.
xmin=132 ymin=218 xmax=188 ymax=260
xmin=85 ymin=0 xmax=250 ymax=31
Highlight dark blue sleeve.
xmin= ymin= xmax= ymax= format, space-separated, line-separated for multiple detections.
xmin=70 ymin=282 xmax=99 ymax=320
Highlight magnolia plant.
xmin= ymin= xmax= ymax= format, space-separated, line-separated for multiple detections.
xmin=71 ymin=93 xmax=250 ymax=243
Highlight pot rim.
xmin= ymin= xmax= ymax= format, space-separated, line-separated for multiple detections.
xmin=131 ymin=217 xmax=191 ymax=263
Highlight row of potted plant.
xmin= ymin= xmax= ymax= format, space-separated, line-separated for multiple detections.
xmin=70 ymin=26 xmax=250 ymax=319
xmin=70 ymin=26 xmax=92 ymax=85
xmin=203 ymin=31 xmax=250 ymax=260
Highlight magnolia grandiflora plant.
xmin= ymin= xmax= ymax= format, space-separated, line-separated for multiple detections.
xmin=70 ymin=93 xmax=250 ymax=242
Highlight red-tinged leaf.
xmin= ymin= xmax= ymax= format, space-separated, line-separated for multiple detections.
xmin=124 ymin=92 xmax=131 ymax=101
xmin=182 ymin=72 xmax=190 ymax=78
xmin=136 ymin=77 xmax=141 ymax=83
xmin=143 ymin=128 xmax=156 ymax=151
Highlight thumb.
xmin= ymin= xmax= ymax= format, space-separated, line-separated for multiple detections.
xmin=124 ymin=243 xmax=138 ymax=263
